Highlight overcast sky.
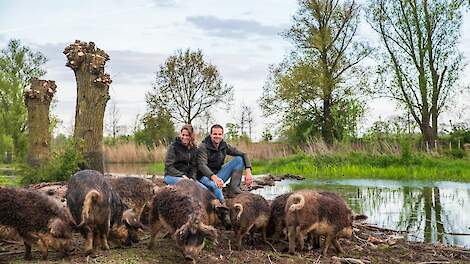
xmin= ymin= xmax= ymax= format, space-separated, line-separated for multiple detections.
xmin=1 ymin=0 xmax=469 ymax=140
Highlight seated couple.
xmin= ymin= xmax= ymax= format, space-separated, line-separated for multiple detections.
xmin=163 ymin=124 xmax=253 ymax=204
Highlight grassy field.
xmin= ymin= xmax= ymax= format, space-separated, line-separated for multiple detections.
xmin=254 ymin=153 xmax=470 ymax=182
xmin=148 ymin=152 xmax=470 ymax=182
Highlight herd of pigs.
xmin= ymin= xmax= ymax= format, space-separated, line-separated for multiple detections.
xmin=0 ymin=170 xmax=367 ymax=261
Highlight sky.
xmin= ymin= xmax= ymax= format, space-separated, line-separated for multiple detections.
xmin=1 ymin=0 xmax=470 ymax=140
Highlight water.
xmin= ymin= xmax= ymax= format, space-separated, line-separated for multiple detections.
xmin=252 ymin=178 xmax=470 ymax=248
xmin=105 ymin=163 xmax=152 ymax=176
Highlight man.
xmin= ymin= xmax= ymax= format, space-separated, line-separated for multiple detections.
xmin=197 ymin=124 xmax=253 ymax=203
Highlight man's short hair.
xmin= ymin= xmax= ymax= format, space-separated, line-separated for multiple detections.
xmin=210 ymin=124 xmax=224 ymax=134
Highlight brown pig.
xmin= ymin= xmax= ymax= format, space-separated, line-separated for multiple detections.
xmin=66 ymin=170 xmax=141 ymax=254
xmin=226 ymin=192 xmax=270 ymax=250
xmin=148 ymin=185 xmax=218 ymax=261
xmin=0 ymin=188 xmax=75 ymax=260
xmin=106 ymin=176 xmax=158 ymax=223
xmin=285 ymin=190 xmax=367 ymax=255
xmin=267 ymin=192 xmax=292 ymax=241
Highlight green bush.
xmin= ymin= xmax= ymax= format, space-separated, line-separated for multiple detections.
xmin=443 ymin=148 xmax=467 ymax=159
xmin=21 ymin=140 xmax=84 ymax=184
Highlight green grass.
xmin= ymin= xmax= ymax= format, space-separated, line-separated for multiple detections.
xmin=148 ymin=162 xmax=165 ymax=175
xmin=254 ymin=153 xmax=470 ymax=182
xmin=0 ymin=175 xmax=21 ymax=186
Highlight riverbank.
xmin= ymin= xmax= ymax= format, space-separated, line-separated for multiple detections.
xmin=1 ymin=177 xmax=469 ymax=264
xmin=255 ymin=153 xmax=470 ymax=182
xmin=147 ymin=152 xmax=470 ymax=182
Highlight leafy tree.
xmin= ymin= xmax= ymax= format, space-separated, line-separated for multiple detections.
xmin=261 ymin=0 xmax=371 ymax=145
xmin=146 ymin=49 xmax=234 ymax=124
xmin=134 ymin=108 xmax=176 ymax=147
xmin=0 ymin=39 xmax=47 ymax=160
xmin=367 ymin=0 xmax=466 ymax=143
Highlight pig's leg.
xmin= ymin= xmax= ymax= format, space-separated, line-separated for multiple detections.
xmin=23 ymin=240 xmax=32 ymax=260
xmin=84 ymin=229 xmax=94 ymax=254
xmin=332 ymin=238 xmax=344 ymax=254
xmin=235 ymin=228 xmax=243 ymax=250
xmin=148 ymin=220 xmax=164 ymax=249
xmin=287 ymin=225 xmax=297 ymax=254
xmin=36 ymin=237 xmax=48 ymax=260
xmin=93 ymin=231 xmax=101 ymax=251
xmin=322 ymin=234 xmax=333 ymax=256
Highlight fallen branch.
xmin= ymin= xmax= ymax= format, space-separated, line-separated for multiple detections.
xmin=331 ymin=256 xmax=370 ymax=264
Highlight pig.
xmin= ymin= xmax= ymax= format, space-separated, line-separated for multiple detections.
xmin=106 ymin=176 xmax=158 ymax=223
xmin=173 ymin=179 xmax=231 ymax=229
xmin=148 ymin=185 xmax=218 ymax=261
xmin=226 ymin=192 xmax=270 ymax=250
xmin=65 ymin=170 xmax=140 ymax=254
xmin=267 ymin=192 xmax=292 ymax=241
xmin=0 ymin=188 xmax=75 ymax=260
xmin=285 ymin=190 xmax=367 ymax=255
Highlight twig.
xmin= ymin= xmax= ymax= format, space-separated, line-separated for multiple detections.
xmin=417 ymin=262 xmax=451 ymax=264
xmin=267 ymin=254 xmax=273 ymax=264
xmin=265 ymin=240 xmax=278 ymax=253
xmin=331 ymin=256 xmax=370 ymax=264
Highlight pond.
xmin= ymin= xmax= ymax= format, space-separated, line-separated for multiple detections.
xmin=105 ymin=163 xmax=152 ymax=176
xmin=252 ymin=178 xmax=470 ymax=248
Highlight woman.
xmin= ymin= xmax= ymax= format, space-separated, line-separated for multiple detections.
xmin=163 ymin=124 xmax=198 ymax=185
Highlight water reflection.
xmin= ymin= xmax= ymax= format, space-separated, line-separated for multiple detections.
xmin=105 ymin=163 xmax=151 ymax=175
xmin=252 ymin=179 xmax=470 ymax=248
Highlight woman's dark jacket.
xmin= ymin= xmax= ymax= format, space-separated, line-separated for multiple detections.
xmin=164 ymin=137 xmax=198 ymax=180
xmin=197 ymin=136 xmax=251 ymax=179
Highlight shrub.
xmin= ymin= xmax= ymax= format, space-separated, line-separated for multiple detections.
xmin=21 ymin=140 xmax=84 ymax=184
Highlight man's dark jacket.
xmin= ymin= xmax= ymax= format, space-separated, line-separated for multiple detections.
xmin=197 ymin=136 xmax=251 ymax=179
xmin=164 ymin=137 xmax=198 ymax=180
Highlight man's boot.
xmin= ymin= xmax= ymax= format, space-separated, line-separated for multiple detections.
xmin=226 ymin=170 xmax=243 ymax=197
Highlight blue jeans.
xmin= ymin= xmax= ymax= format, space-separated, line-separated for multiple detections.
xmin=163 ymin=176 xmax=208 ymax=190
xmin=198 ymin=156 xmax=245 ymax=202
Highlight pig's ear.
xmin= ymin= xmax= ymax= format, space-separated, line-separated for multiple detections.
xmin=49 ymin=218 xmax=71 ymax=239
xmin=352 ymin=214 xmax=368 ymax=221
xmin=198 ymin=223 xmax=218 ymax=240
xmin=122 ymin=209 xmax=140 ymax=228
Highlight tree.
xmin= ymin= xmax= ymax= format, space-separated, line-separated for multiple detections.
xmin=64 ymin=40 xmax=112 ymax=173
xmin=146 ymin=49 xmax=234 ymax=124
xmin=367 ymin=0 xmax=466 ymax=143
xmin=134 ymin=108 xmax=176 ymax=147
xmin=261 ymin=0 xmax=371 ymax=145
xmin=237 ymin=104 xmax=255 ymax=140
xmin=105 ymin=100 xmax=122 ymax=139
xmin=0 ymin=39 xmax=47 ymax=160
xmin=24 ymin=79 xmax=57 ymax=167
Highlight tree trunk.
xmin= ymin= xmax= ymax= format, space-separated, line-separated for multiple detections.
xmin=322 ymin=97 xmax=334 ymax=146
xmin=24 ymin=78 xmax=56 ymax=167
xmin=420 ymin=121 xmax=434 ymax=145
xmin=64 ymin=40 xmax=112 ymax=173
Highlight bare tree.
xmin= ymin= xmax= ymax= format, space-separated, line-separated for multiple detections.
xmin=237 ymin=104 xmax=255 ymax=140
xmin=146 ymin=49 xmax=234 ymax=124
xmin=106 ymin=100 xmax=121 ymax=138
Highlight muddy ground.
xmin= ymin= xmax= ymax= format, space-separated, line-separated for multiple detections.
xmin=1 ymin=175 xmax=470 ymax=264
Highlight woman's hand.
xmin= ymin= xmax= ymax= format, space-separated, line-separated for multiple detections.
xmin=211 ymin=174 xmax=224 ymax=188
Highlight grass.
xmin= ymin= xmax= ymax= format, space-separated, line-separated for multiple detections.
xmin=148 ymin=162 xmax=165 ymax=175
xmin=0 ymin=175 xmax=21 ymax=186
xmin=254 ymin=153 xmax=470 ymax=182
xmin=148 ymin=151 xmax=470 ymax=181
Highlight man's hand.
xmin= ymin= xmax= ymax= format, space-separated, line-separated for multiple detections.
xmin=211 ymin=174 xmax=224 ymax=188
xmin=244 ymin=168 xmax=253 ymax=187
xmin=182 ymin=175 xmax=189 ymax=179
